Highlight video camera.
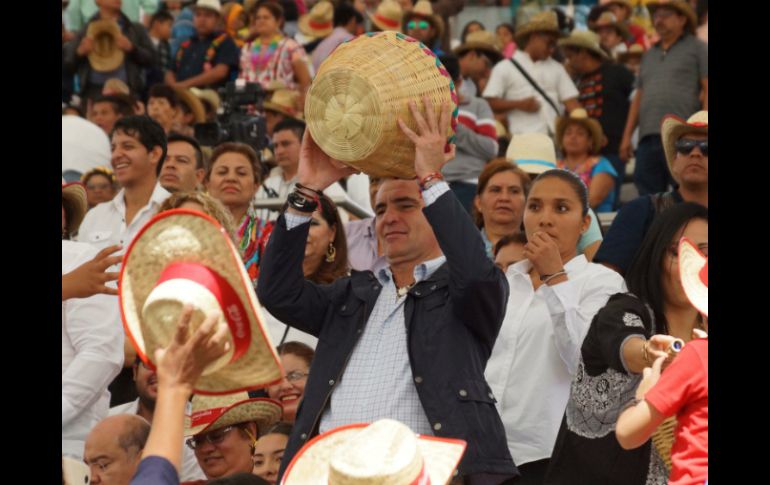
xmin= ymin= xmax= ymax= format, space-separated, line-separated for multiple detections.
xmin=194 ymin=80 xmax=268 ymax=151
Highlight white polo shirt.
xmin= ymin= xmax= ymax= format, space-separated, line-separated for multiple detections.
xmin=483 ymin=50 xmax=579 ymax=135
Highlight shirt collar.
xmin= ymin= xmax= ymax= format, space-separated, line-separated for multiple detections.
xmin=377 ymin=255 xmax=447 ymax=286
xmin=111 ymin=182 xmax=170 ymax=213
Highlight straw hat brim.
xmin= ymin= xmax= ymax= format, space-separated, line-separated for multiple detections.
xmin=263 ymin=101 xmax=302 ymax=120
xmin=555 ymin=115 xmax=606 ymax=154
xmin=283 ymin=423 xmax=467 ymax=485
xmin=190 ymin=87 xmax=221 ymax=115
xmin=368 ymin=12 xmax=403 ymax=33
xmin=185 ymin=398 xmax=283 ymax=436
xmin=87 ymin=20 xmax=125 ymax=72
xmin=647 ymin=2 xmax=698 ymax=34
xmin=557 ymin=37 xmax=609 ymax=60
xmin=174 ymin=87 xmax=207 ymax=124
xmin=298 ymin=14 xmax=334 ymax=39
xmin=403 ymin=12 xmax=445 ymax=41
xmin=119 ymin=209 xmax=283 ymax=395
xmin=453 ymin=42 xmax=502 ymax=64
xmin=62 ymin=183 xmax=88 ymax=235
xmin=514 ymin=23 xmax=563 ymax=45
xmin=660 ymin=114 xmax=708 ymax=174
xmin=678 ymin=238 xmax=707 ymax=317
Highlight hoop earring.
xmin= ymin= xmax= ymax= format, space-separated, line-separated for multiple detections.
xmin=325 ymin=242 xmax=336 ymax=263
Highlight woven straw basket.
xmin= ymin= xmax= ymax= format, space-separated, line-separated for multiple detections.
xmin=306 ymin=31 xmax=458 ymax=179
xmin=651 ymin=415 xmax=678 ymax=471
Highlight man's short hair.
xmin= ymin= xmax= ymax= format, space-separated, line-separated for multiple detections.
xmin=93 ymin=94 xmax=135 ymax=117
xmin=438 ymin=54 xmax=461 ymax=82
xmin=150 ymin=10 xmax=174 ymax=27
xmin=112 ymin=115 xmax=168 ymax=174
xmin=273 ymin=118 xmax=306 ymax=142
xmin=493 ymin=232 xmax=528 ymax=257
xmin=117 ymin=416 xmax=151 ymax=454
xmin=334 ymin=2 xmax=363 ymax=27
xmin=149 ymin=84 xmax=179 ymax=108
xmin=167 ymin=132 xmax=205 ymax=170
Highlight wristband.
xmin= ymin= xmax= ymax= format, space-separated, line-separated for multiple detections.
xmin=418 ymin=172 xmax=444 ymax=191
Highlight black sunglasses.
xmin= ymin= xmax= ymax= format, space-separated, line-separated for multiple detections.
xmin=674 ymin=138 xmax=708 ymax=156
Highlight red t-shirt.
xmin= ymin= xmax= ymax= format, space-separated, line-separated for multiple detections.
xmin=645 ymin=338 xmax=708 ymax=485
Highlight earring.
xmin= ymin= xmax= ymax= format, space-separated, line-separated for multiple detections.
xmin=325 ymin=242 xmax=336 ymax=263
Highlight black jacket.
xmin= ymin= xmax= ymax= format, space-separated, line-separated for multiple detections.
xmin=258 ymin=189 xmax=519 ymax=480
xmin=63 ymin=12 xmax=157 ymax=95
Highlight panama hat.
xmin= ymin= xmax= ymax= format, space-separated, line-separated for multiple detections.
xmin=62 ymin=182 xmax=88 ymax=236
xmin=647 ymin=0 xmax=698 ymax=34
xmin=514 ymin=10 xmax=563 ymax=45
xmin=678 ymin=237 xmax=707 ymax=317
xmin=119 ymin=209 xmax=283 ymax=395
xmin=403 ymin=0 xmax=444 ymax=41
xmin=660 ymin=110 xmax=708 ymax=174
xmin=368 ymin=0 xmax=404 ymax=33
xmin=591 ymin=11 xmax=631 ymax=39
xmin=558 ymin=29 xmax=609 ymax=60
xmin=185 ymin=392 xmax=282 ymax=437
xmin=263 ymin=89 xmax=303 ymax=119
xmin=505 ymin=133 xmax=557 ymax=175
xmin=453 ymin=30 xmax=503 ymax=64
xmin=283 ymin=419 xmax=466 ymax=485
xmin=87 ymin=19 xmax=125 ymax=72
xmin=190 ymin=87 xmax=221 ymax=116
xmin=305 ymin=31 xmax=458 ymax=178
xmin=555 ymin=108 xmax=606 ymax=155
xmin=299 ymin=1 xmax=334 ymax=39
xmin=193 ymin=0 xmax=222 ymax=15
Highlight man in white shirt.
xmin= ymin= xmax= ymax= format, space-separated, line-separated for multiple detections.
xmin=484 ymin=11 xmax=580 ymax=136
xmin=76 ymin=115 xmax=170 ymax=250
xmin=109 ymin=357 xmax=206 ymax=481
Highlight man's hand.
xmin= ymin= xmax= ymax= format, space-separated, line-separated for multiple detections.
xmin=397 ymin=96 xmax=453 ymax=179
xmin=635 ymin=355 xmax=664 ymax=400
xmin=524 ymin=232 xmax=564 ymax=278
xmin=518 ymin=96 xmax=541 ymax=113
xmin=62 ymin=245 xmax=122 ymax=300
xmin=116 ymin=34 xmax=134 ymax=52
xmin=297 ymin=130 xmax=358 ymax=192
xmin=77 ymin=36 xmax=94 ymax=56
xmin=153 ymin=305 xmax=230 ymax=395
xmin=620 ymin=133 xmax=634 ymax=162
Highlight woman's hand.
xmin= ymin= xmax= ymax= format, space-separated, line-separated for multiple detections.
xmin=635 ymin=355 xmax=664 ymax=400
xmin=524 ymin=231 xmax=564 ymax=279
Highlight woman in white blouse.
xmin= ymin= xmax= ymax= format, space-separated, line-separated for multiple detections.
xmin=484 ymin=169 xmax=626 ymax=484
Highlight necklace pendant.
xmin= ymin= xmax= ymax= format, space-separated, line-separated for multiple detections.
xmin=397 ymin=286 xmax=408 ymax=297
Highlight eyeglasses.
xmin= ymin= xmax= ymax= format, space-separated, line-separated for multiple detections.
xmin=285 ymin=370 xmax=309 ymax=382
xmin=407 ymin=20 xmax=430 ymax=30
xmin=674 ymin=138 xmax=708 ymax=156
xmin=186 ymin=425 xmax=237 ymax=450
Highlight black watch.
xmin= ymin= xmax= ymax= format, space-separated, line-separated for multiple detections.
xmin=287 ymin=190 xmax=319 ymax=213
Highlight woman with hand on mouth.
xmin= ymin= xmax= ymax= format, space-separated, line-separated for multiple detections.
xmin=484 ymin=169 xmax=627 ymax=484
xmin=205 ymin=142 xmax=274 ymax=290
xmin=266 ymin=342 xmax=314 ymax=424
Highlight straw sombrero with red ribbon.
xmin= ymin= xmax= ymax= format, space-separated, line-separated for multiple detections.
xmin=283 ymin=419 xmax=467 ymax=485
xmin=299 ymin=1 xmax=334 ymax=39
xmin=678 ymin=237 xmax=707 ymax=317
xmin=119 ymin=209 xmax=283 ymax=395
xmin=306 ymin=30 xmax=458 ymax=178
xmin=185 ymin=392 xmax=282 ymax=437
xmin=368 ymin=0 xmax=404 ymax=33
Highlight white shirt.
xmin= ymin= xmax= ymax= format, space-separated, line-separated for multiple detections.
xmin=254 ymin=168 xmax=348 ymax=222
xmin=483 ymin=50 xmax=579 ymax=135
xmin=75 ymin=182 xmax=170 ymax=251
xmin=484 ymin=255 xmax=626 ymax=465
xmin=62 ymin=241 xmax=124 ymax=459
xmin=62 ymin=115 xmax=111 ymax=177
xmin=109 ymin=399 xmax=206 ymax=482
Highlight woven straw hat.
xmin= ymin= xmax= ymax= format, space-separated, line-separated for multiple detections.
xmin=190 ymin=87 xmax=222 ymax=116
xmin=174 ymin=87 xmax=207 ymax=123
xmin=185 ymin=392 xmax=282 ymax=436
xmin=263 ymin=89 xmax=303 ymax=119
xmin=87 ymin=20 xmax=125 ymax=72
xmin=403 ymin=0 xmax=444 ymax=41
xmin=306 ymin=31 xmax=458 ymax=178
xmin=678 ymin=237 xmax=707 ymax=317
xmin=618 ymin=43 xmax=644 ymax=62
xmin=660 ymin=110 xmax=708 ymax=174
xmin=368 ymin=0 xmax=404 ymax=33
xmin=193 ymin=0 xmax=222 ymax=15
xmin=453 ymin=30 xmax=503 ymax=64
xmin=299 ymin=1 xmax=334 ymax=39
xmin=591 ymin=11 xmax=631 ymax=39
xmin=505 ymin=133 xmax=557 ymax=175
xmin=558 ymin=30 xmax=609 ymax=60
xmin=119 ymin=209 xmax=283 ymax=395
xmin=647 ymin=0 xmax=698 ymax=34
xmin=283 ymin=419 xmax=467 ymax=485
xmin=514 ymin=10 xmax=563 ymax=44
xmin=62 ymin=182 xmax=88 ymax=235
xmin=555 ymin=108 xmax=606 ymax=155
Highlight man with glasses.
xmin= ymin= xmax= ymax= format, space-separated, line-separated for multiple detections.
xmin=596 ymin=111 xmax=708 ymax=275
xmin=109 ymin=357 xmax=206 ymax=481
xmin=619 ymin=0 xmax=707 ymax=195
xmin=483 ymin=11 xmax=580 ymax=137
xmin=83 ymin=414 xmax=150 ymax=485
xmin=403 ymin=1 xmax=445 ymax=55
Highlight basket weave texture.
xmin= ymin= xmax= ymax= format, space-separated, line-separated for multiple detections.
xmin=651 ymin=415 xmax=678 ymax=471
xmin=306 ymin=31 xmax=458 ymax=179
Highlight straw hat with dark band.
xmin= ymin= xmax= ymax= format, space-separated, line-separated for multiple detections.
xmin=555 ymin=108 xmax=606 ymax=155
xmin=647 ymin=0 xmax=698 ymax=34
xmin=306 ymin=31 xmax=457 ymax=179
xmin=174 ymin=87 xmax=207 ymax=124
xmin=299 ymin=1 xmax=335 ymax=39
xmin=119 ymin=209 xmax=283 ymax=395
xmin=453 ymin=30 xmax=503 ymax=64
xmin=558 ymin=30 xmax=609 ymax=60
xmin=62 ymin=182 xmax=88 ymax=236
xmin=368 ymin=0 xmax=404 ymax=33
xmin=283 ymin=419 xmax=467 ymax=485
xmin=660 ymin=110 xmax=708 ymax=175
xmin=87 ymin=19 xmax=125 ymax=72
xmin=514 ymin=10 xmax=563 ymax=45
xmin=185 ymin=392 xmax=282 ymax=437
xmin=403 ymin=0 xmax=445 ymax=41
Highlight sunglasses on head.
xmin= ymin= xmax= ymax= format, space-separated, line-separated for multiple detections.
xmin=407 ymin=20 xmax=430 ymax=30
xmin=675 ymin=138 xmax=708 ymax=156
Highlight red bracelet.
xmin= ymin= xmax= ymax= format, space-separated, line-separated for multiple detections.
xmin=418 ymin=172 xmax=444 ymax=190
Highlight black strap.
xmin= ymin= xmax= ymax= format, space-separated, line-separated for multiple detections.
xmin=278 ymin=324 xmax=290 ymax=347
xmin=509 ymin=58 xmax=560 ymax=115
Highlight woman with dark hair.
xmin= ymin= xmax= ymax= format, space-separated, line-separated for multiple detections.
xmin=252 ymin=422 xmax=293 ymax=484
xmin=460 ymin=20 xmax=485 ymax=43
xmin=266 ymin=342 xmax=315 ymax=424
xmin=485 ymin=169 xmax=626 ymax=484
xmin=473 ymin=158 xmax=531 ymax=259
xmin=544 ymin=202 xmax=708 ymax=485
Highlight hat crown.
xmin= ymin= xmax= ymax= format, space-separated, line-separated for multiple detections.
xmin=376 ymin=0 xmax=404 ymax=21
xmin=686 ymin=110 xmax=708 ymax=126
xmin=506 ymin=133 xmax=557 ymax=172
xmin=270 ymin=89 xmax=300 ymax=108
xmin=569 ymin=108 xmax=589 ymax=120
xmin=412 ymin=0 xmax=435 ymax=17
xmin=309 ymin=0 xmax=334 ymax=21
xmin=572 ymin=29 xmax=601 ymax=45
xmin=195 ymin=0 xmax=222 ymax=11
xmin=464 ymin=30 xmax=499 ymax=49
xmin=596 ymin=11 xmax=620 ymax=24
xmin=191 ymin=392 xmax=250 ymax=416
xmin=329 ymin=420 xmax=424 ymax=485
xmin=527 ymin=10 xmax=559 ymax=30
